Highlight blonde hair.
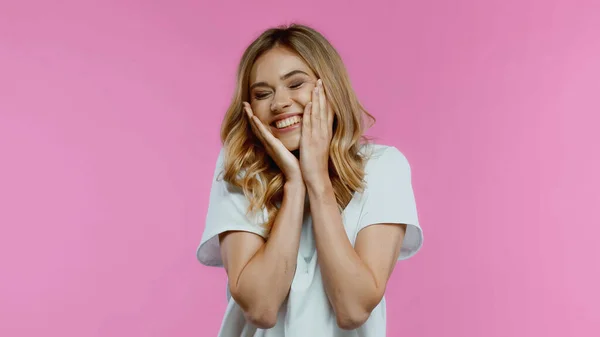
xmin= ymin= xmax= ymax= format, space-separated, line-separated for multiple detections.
xmin=219 ymin=23 xmax=375 ymax=228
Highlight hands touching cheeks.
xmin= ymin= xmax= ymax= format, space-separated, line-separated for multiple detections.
xmin=243 ymin=79 xmax=334 ymax=187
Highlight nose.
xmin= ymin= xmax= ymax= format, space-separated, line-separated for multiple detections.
xmin=270 ymin=90 xmax=292 ymax=113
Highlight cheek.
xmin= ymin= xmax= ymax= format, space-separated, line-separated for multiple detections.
xmin=293 ymin=88 xmax=314 ymax=106
xmin=251 ymin=101 xmax=271 ymax=122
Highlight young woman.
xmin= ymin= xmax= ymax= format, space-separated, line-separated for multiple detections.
xmin=197 ymin=24 xmax=423 ymax=337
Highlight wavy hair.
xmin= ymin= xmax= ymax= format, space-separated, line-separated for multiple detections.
xmin=219 ymin=23 xmax=375 ymax=229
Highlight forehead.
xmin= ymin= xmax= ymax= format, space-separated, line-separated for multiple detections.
xmin=250 ymin=47 xmax=314 ymax=82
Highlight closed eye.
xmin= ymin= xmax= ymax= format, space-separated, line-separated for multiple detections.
xmin=289 ymin=81 xmax=304 ymax=89
xmin=254 ymin=91 xmax=271 ymax=100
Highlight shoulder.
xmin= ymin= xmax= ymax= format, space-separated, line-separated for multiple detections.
xmin=207 ymin=148 xmax=226 ymax=179
xmin=214 ymin=148 xmax=226 ymax=170
xmin=212 ymin=147 xmax=248 ymax=182
xmin=361 ymin=143 xmax=411 ymax=175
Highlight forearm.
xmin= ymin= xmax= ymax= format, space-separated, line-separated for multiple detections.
xmin=233 ymin=181 xmax=305 ymax=320
xmin=307 ymin=179 xmax=381 ymax=328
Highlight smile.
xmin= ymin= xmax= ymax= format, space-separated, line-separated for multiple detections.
xmin=273 ymin=115 xmax=302 ymax=129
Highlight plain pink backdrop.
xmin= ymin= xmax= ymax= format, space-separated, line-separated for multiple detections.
xmin=1 ymin=0 xmax=599 ymax=336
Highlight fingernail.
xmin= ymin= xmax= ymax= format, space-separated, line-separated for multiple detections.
xmin=318 ymin=79 xmax=322 ymax=86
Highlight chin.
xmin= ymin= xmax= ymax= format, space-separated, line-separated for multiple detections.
xmin=280 ymin=134 xmax=301 ymax=152
xmin=284 ymin=142 xmax=300 ymax=152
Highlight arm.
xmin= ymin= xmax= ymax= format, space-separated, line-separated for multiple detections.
xmin=219 ymin=181 xmax=305 ymax=329
xmin=307 ymin=178 xmax=407 ymax=330
xmin=298 ymin=80 xmax=413 ymax=329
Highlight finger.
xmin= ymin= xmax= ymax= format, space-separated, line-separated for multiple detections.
xmin=243 ymin=102 xmax=253 ymax=117
xmin=252 ymin=116 xmax=269 ymax=136
xmin=244 ymin=102 xmax=272 ymax=138
xmin=318 ymin=80 xmax=326 ymax=119
xmin=249 ymin=115 xmax=264 ymax=140
xmin=242 ymin=102 xmax=253 ymax=129
xmin=311 ymin=85 xmax=319 ymax=133
xmin=243 ymin=102 xmax=254 ymax=127
xmin=302 ymin=101 xmax=312 ymax=136
xmin=244 ymin=103 xmax=266 ymax=143
xmin=327 ymin=105 xmax=334 ymax=131
xmin=318 ymin=79 xmax=328 ymax=133
xmin=253 ymin=116 xmax=280 ymax=145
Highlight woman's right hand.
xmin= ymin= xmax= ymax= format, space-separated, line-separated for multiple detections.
xmin=243 ymin=102 xmax=302 ymax=183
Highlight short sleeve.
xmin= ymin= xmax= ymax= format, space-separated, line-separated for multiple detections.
xmin=358 ymin=146 xmax=423 ymax=260
xmin=196 ymin=149 xmax=269 ymax=267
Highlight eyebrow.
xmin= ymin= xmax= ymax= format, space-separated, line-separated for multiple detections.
xmin=249 ymin=70 xmax=310 ymax=91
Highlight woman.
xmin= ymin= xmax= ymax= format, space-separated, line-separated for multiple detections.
xmin=197 ymin=23 xmax=423 ymax=336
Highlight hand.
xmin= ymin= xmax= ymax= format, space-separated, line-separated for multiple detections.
xmin=299 ymin=79 xmax=334 ymax=187
xmin=243 ymin=102 xmax=303 ymax=183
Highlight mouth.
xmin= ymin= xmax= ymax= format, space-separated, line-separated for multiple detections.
xmin=271 ymin=115 xmax=303 ymax=132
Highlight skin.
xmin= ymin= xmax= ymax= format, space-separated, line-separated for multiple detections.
xmin=219 ymin=46 xmax=407 ymax=330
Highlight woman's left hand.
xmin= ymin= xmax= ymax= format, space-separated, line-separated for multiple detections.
xmin=300 ymin=79 xmax=334 ymax=187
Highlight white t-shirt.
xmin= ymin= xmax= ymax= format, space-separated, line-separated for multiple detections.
xmin=197 ymin=143 xmax=423 ymax=337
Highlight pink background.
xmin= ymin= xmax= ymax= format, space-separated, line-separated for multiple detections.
xmin=1 ymin=0 xmax=599 ymax=336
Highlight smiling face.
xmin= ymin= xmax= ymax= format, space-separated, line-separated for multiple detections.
xmin=248 ymin=46 xmax=318 ymax=151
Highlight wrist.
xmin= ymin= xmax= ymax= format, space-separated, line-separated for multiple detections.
xmin=306 ymin=175 xmax=333 ymax=197
xmin=284 ymin=179 xmax=306 ymax=194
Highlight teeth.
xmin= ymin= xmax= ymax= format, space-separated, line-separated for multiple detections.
xmin=275 ymin=116 xmax=302 ymax=129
